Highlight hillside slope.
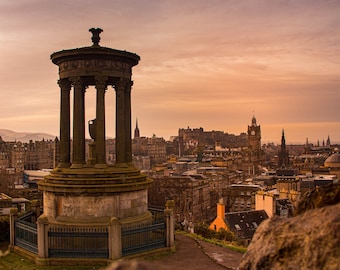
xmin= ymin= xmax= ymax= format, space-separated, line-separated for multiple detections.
xmin=0 ymin=129 xmax=56 ymax=143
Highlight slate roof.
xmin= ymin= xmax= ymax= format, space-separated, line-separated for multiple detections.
xmin=225 ymin=210 xmax=268 ymax=239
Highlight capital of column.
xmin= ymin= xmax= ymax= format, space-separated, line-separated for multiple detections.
xmin=115 ymin=78 xmax=131 ymax=92
xmin=58 ymin=78 xmax=71 ymax=91
xmin=95 ymin=76 xmax=108 ymax=90
xmin=69 ymin=76 xmax=88 ymax=92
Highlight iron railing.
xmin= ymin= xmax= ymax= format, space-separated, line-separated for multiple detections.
xmin=15 ymin=211 xmax=38 ymax=254
xmin=14 ymin=208 xmax=167 ymax=258
xmin=121 ymin=219 xmax=166 ymax=256
xmin=48 ymin=226 xmax=109 ymax=258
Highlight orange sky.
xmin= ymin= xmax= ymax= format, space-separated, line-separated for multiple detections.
xmin=0 ymin=0 xmax=339 ymax=144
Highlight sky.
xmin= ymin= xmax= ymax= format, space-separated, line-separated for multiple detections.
xmin=0 ymin=0 xmax=339 ymax=144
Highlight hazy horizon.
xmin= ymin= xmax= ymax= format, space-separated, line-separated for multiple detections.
xmin=1 ymin=126 xmax=339 ymax=146
xmin=0 ymin=0 xmax=339 ymax=145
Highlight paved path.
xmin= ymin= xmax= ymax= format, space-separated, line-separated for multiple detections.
xmin=137 ymin=234 xmax=244 ymax=270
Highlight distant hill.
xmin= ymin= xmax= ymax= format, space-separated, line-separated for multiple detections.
xmin=0 ymin=129 xmax=56 ymax=143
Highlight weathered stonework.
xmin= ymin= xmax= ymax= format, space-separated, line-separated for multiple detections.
xmin=58 ymin=58 xmax=132 ymax=79
xmin=36 ymin=29 xmax=153 ymax=262
xmin=42 ymin=189 xmax=148 ymax=220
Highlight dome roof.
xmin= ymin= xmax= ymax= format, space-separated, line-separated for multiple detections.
xmin=324 ymin=153 xmax=340 ymax=168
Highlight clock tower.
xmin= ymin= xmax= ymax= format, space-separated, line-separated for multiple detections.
xmin=248 ymin=115 xmax=261 ymax=151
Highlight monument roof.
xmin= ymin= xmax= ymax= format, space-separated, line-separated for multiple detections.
xmin=324 ymin=153 xmax=340 ymax=168
xmin=51 ymin=28 xmax=140 ymax=66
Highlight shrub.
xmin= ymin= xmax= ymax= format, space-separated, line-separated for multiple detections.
xmin=194 ymin=222 xmax=216 ymax=239
xmin=217 ymin=228 xmax=235 ymax=242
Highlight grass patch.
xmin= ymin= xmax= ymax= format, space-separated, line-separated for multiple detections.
xmin=177 ymin=230 xmax=247 ymax=253
xmin=0 ymin=252 xmax=102 ymax=270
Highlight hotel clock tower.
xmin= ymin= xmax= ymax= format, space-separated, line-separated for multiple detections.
xmin=248 ymin=115 xmax=261 ymax=152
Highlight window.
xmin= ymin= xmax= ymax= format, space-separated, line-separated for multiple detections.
xmin=235 ymin=224 xmax=241 ymax=231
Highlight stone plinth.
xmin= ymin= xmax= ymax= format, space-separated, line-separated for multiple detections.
xmin=39 ymin=166 xmax=152 ymax=223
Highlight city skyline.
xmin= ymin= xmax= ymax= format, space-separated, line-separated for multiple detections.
xmin=0 ymin=0 xmax=339 ymax=144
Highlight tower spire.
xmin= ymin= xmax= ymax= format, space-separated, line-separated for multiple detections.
xmin=278 ymin=128 xmax=289 ymax=167
xmin=134 ymin=118 xmax=140 ymax=138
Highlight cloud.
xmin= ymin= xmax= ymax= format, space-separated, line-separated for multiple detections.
xmin=0 ymin=0 xmax=339 ymax=143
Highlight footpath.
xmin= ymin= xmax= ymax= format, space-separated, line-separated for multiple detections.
xmin=138 ymin=234 xmax=244 ymax=270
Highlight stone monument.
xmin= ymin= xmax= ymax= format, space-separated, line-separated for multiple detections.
xmin=37 ymin=28 xmax=153 ymax=261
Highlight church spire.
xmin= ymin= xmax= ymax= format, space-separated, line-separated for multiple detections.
xmin=281 ymin=129 xmax=286 ymax=147
xmin=278 ymin=129 xmax=289 ymax=168
xmin=326 ymin=135 xmax=331 ymax=147
xmin=134 ymin=118 xmax=140 ymax=139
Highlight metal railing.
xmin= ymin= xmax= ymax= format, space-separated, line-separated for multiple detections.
xmin=15 ymin=211 xmax=38 ymax=254
xmin=13 ymin=208 xmax=168 ymax=259
xmin=121 ymin=208 xmax=166 ymax=256
xmin=48 ymin=226 xmax=109 ymax=258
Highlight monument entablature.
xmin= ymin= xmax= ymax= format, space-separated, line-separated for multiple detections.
xmin=51 ymin=47 xmax=139 ymax=79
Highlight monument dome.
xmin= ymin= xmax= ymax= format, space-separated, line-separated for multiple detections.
xmin=324 ymin=153 xmax=340 ymax=168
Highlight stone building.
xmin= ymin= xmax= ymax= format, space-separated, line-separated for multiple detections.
xmin=223 ymin=184 xmax=262 ymax=212
xmin=132 ymin=135 xmax=167 ymax=167
xmin=178 ymin=126 xmax=248 ymax=156
xmin=0 ymin=152 xmax=9 ymax=172
xmin=275 ymin=170 xmax=301 ymax=203
xmin=148 ymin=175 xmax=212 ymax=223
xmin=147 ymin=136 xmax=167 ymax=165
xmin=24 ymin=139 xmax=58 ymax=170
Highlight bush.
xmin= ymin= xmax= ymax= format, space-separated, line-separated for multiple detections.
xmin=216 ymin=228 xmax=235 ymax=242
xmin=194 ymin=222 xmax=216 ymax=239
xmin=192 ymin=223 xmax=236 ymax=243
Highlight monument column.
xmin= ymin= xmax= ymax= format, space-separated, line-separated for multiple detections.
xmin=58 ymin=78 xmax=71 ymax=167
xmin=124 ymin=80 xmax=133 ymax=163
xmin=95 ymin=76 xmax=108 ymax=167
xmin=115 ymin=78 xmax=126 ymax=164
xmin=71 ymin=76 xmax=86 ymax=167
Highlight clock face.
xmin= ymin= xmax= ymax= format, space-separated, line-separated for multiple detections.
xmin=251 ymin=130 xmax=255 ymax=135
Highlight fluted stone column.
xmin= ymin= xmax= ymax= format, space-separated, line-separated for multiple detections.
xmin=124 ymin=80 xmax=133 ymax=164
xmin=71 ymin=77 xmax=86 ymax=167
xmin=115 ymin=78 xmax=125 ymax=164
xmin=58 ymin=78 xmax=71 ymax=167
xmin=95 ymin=76 xmax=108 ymax=167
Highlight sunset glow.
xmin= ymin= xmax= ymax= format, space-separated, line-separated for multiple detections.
xmin=0 ymin=0 xmax=339 ymax=144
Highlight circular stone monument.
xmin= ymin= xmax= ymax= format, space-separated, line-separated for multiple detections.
xmin=38 ymin=28 xmax=152 ymax=230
